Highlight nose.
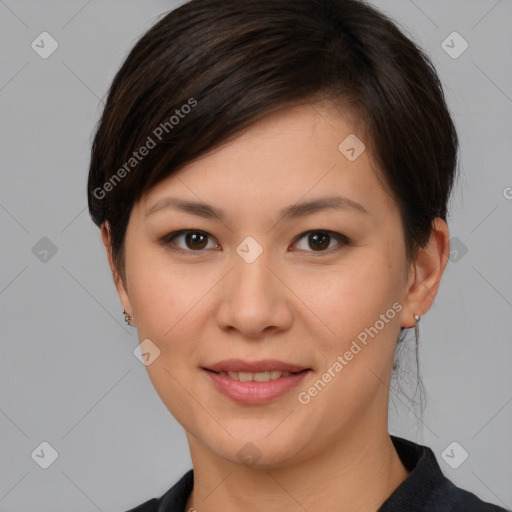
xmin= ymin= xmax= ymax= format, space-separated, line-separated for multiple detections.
xmin=214 ymin=245 xmax=293 ymax=339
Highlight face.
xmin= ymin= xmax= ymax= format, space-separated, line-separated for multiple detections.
xmin=106 ymin=100 xmax=446 ymax=469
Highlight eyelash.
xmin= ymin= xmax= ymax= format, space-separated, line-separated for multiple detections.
xmin=159 ymin=229 xmax=350 ymax=255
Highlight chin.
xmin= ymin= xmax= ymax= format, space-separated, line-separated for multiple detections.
xmin=202 ymin=430 xmax=307 ymax=469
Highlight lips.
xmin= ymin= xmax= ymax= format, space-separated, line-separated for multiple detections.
xmin=204 ymin=359 xmax=311 ymax=374
xmin=203 ymin=361 xmax=311 ymax=404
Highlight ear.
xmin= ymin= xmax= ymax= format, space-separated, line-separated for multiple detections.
xmin=399 ymin=218 xmax=450 ymax=328
xmin=100 ymin=222 xmax=133 ymax=316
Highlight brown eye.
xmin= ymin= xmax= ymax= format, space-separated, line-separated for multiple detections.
xmin=163 ymin=230 xmax=218 ymax=252
xmin=308 ymin=232 xmax=330 ymax=250
xmin=292 ymin=230 xmax=349 ymax=253
xmin=184 ymin=232 xmax=208 ymax=250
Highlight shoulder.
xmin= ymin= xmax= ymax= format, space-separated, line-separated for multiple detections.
xmin=427 ymin=476 xmax=510 ymax=511
xmin=382 ymin=436 xmax=509 ymax=512
xmin=124 ymin=499 xmax=159 ymax=512
xmin=121 ymin=469 xmax=194 ymax=512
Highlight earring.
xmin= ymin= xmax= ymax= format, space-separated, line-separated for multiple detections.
xmin=413 ymin=313 xmax=421 ymax=343
xmin=123 ymin=309 xmax=134 ymax=326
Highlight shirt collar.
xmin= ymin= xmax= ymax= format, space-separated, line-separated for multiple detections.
xmin=377 ymin=435 xmax=447 ymax=511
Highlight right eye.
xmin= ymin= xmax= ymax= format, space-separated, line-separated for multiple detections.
xmin=160 ymin=230 xmax=220 ymax=253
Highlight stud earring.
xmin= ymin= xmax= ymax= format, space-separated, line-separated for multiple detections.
xmin=123 ymin=309 xmax=134 ymax=326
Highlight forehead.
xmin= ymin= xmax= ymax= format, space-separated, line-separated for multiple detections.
xmin=137 ymin=100 xmax=394 ymax=221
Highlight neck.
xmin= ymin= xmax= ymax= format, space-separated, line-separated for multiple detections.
xmin=185 ymin=426 xmax=409 ymax=512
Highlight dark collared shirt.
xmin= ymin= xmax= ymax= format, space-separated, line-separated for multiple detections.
xmin=125 ymin=435 xmax=510 ymax=511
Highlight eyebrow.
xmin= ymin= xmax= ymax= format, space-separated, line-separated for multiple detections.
xmin=145 ymin=195 xmax=369 ymax=221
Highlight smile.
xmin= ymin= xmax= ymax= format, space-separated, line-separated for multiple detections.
xmin=203 ymin=368 xmax=310 ymax=404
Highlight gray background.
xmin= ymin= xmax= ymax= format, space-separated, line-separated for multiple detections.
xmin=1 ymin=0 xmax=511 ymax=510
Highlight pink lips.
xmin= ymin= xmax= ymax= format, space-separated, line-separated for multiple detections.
xmin=203 ymin=359 xmax=311 ymax=405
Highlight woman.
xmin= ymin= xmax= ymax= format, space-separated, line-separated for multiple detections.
xmin=87 ymin=0 xmax=509 ymax=510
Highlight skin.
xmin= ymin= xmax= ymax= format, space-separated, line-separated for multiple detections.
xmin=102 ymin=99 xmax=449 ymax=512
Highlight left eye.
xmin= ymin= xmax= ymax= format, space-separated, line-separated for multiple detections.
xmin=292 ymin=230 xmax=349 ymax=253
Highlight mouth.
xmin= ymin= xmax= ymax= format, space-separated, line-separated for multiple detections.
xmin=201 ymin=359 xmax=312 ymax=404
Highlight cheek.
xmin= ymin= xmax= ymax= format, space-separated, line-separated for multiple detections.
xmin=291 ymin=261 xmax=403 ymax=422
xmin=124 ymin=243 xmax=199 ymax=341
xmin=290 ymin=253 xmax=405 ymax=411
xmin=124 ymin=252 xmax=208 ymax=417
xmin=290 ymin=255 xmax=401 ymax=342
